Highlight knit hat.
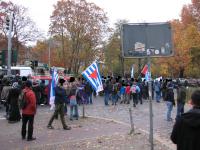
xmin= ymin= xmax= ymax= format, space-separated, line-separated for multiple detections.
xmin=59 ymin=77 xmax=65 ymax=84
xmin=26 ymin=80 xmax=32 ymax=87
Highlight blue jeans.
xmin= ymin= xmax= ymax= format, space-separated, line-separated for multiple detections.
xmin=70 ymin=105 xmax=79 ymax=120
xmin=176 ymin=103 xmax=184 ymax=119
xmin=88 ymin=93 xmax=93 ymax=104
xmin=70 ymin=99 xmax=79 ymax=120
xmin=166 ymin=101 xmax=173 ymax=121
xmin=155 ymin=91 xmax=161 ymax=102
xmin=112 ymin=94 xmax=117 ymax=105
xmin=104 ymin=92 xmax=110 ymax=105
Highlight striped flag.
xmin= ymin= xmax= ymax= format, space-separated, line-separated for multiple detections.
xmin=81 ymin=61 xmax=103 ymax=93
xmin=49 ymin=68 xmax=58 ymax=109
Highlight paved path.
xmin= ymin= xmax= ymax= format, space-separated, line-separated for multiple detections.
xmin=84 ymin=96 xmax=191 ymax=150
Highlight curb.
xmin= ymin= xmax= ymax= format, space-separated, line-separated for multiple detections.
xmin=87 ymin=115 xmax=175 ymax=150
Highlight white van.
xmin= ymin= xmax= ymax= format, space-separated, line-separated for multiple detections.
xmin=0 ymin=66 xmax=33 ymax=76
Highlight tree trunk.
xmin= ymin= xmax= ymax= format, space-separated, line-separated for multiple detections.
xmin=179 ymin=67 xmax=184 ymax=78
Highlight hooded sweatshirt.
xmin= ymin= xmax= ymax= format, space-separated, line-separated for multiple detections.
xmin=171 ymin=107 xmax=200 ymax=150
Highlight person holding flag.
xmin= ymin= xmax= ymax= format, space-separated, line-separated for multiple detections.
xmin=47 ymin=77 xmax=71 ymax=130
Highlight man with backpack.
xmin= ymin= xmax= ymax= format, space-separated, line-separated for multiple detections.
xmin=21 ymin=80 xmax=37 ymax=141
xmin=130 ymin=81 xmax=140 ymax=107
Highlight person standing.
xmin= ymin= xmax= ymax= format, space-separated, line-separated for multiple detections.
xmin=111 ymin=80 xmax=118 ymax=105
xmin=85 ymin=82 xmax=93 ymax=104
xmin=171 ymin=90 xmax=200 ymax=150
xmin=176 ymin=84 xmax=186 ymax=119
xmin=47 ymin=78 xmax=71 ymax=130
xmin=68 ymin=80 xmax=79 ymax=121
xmin=21 ymin=80 xmax=37 ymax=141
xmin=1 ymin=79 xmax=12 ymax=119
xmin=103 ymin=80 xmax=111 ymax=106
xmin=130 ymin=81 xmax=140 ymax=107
xmin=125 ymin=83 xmax=131 ymax=104
xmin=7 ymin=82 xmax=21 ymax=123
xmin=164 ymin=83 xmax=175 ymax=121
xmin=154 ymin=80 xmax=161 ymax=103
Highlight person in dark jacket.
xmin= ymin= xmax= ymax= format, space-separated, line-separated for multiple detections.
xmin=47 ymin=77 xmax=71 ymax=130
xmin=7 ymin=82 xmax=21 ymax=123
xmin=171 ymin=90 xmax=200 ymax=150
xmin=164 ymin=82 xmax=175 ymax=121
xmin=21 ymin=80 xmax=37 ymax=141
xmin=176 ymin=84 xmax=186 ymax=119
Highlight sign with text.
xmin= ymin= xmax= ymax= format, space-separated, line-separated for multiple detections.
xmin=121 ymin=22 xmax=174 ymax=58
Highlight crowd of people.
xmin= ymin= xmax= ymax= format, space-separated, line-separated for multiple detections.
xmin=0 ymin=74 xmax=94 ymax=141
xmin=102 ymin=76 xmax=188 ymax=121
xmin=0 ymin=73 xmax=200 ymax=150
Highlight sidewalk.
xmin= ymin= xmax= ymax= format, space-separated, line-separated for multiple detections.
xmin=0 ymin=102 xmax=171 ymax=150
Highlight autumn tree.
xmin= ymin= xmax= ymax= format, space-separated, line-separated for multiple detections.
xmin=0 ymin=1 xmax=43 ymax=63
xmin=49 ymin=0 xmax=109 ymax=74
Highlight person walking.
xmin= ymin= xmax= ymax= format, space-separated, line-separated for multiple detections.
xmin=21 ymin=80 xmax=37 ymax=141
xmin=171 ymin=90 xmax=200 ymax=150
xmin=47 ymin=77 xmax=71 ymax=130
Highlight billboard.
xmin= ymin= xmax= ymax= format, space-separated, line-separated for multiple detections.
xmin=121 ymin=22 xmax=174 ymax=58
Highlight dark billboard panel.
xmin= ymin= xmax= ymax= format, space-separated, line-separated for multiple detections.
xmin=121 ymin=22 xmax=174 ymax=58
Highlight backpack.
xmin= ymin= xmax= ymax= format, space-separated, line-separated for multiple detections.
xmin=112 ymin=84 xmax=118 ymax=94
xmin=19 ymin=92 xmax=28 ymax=109
xmin=131 ymin=85 xmax=137 ymax=94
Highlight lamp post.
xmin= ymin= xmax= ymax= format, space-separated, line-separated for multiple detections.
xmin=7 ymin=12 xmax=14 ymax=76
xmin=48 ymin=38 xmax=51 ymax=70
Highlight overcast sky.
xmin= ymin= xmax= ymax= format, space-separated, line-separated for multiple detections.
xmin=9 ymin=0 xmax=191 ymax=36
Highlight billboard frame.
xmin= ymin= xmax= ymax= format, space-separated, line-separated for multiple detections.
xmin=121 ymin=22 xmax=174 ymax=58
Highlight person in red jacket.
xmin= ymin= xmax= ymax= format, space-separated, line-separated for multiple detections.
xmin=21 ymin=80 xmax=37 ymax=141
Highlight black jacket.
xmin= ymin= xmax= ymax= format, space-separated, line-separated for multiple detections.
xmin=164 ymin=88 xmax=175 ymax=104
xmin=177 ymin=86 xmax=186 ymax=104
xmin=54 ymin=86 xmax=67 ymax=105
xmin=171 ymin=107 xmax=200 ymax=150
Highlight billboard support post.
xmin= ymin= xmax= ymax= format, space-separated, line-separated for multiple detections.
xmin=121 ymin=22 xmax=174 ymax=150
xmin=147 ymin=54 xmax=154 ymax=150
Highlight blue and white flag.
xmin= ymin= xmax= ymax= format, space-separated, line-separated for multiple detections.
xmin=145 ymin=71 xmax=151 ymax=82
xmin=49 ymin=68 xmax=58 ymax=109
xmin=131 ymin=64 xmax=134 ymax=78
xmin=81 ymin=61 xmax=103 ymax=93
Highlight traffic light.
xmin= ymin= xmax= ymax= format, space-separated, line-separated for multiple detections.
xmin=34 ymin=60 xmax=38 ymax=67
xmin=6 ymin=16 xmax=10 ymax=30
xmin=30 ymin=61 xmax=34 ymax=69
xmin=0 ymin=50 xmax=6 ymax=66
xmin=5 ymin=14 xmax=14 ymax=31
